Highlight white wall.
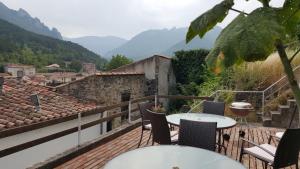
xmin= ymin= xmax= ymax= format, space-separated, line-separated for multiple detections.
xmin=0 ymin=113 xmax=106 ymax=169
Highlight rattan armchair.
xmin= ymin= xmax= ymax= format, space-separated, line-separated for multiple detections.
xmin=239 ymin=128 xmax=300 ymax=169
xmin=137 ymin=102 xmax=155 ymax=147
xmin=147 ymin=110 xmax=178 ymax=145
xmin=179 ymin=119 xmax=217 ymax=151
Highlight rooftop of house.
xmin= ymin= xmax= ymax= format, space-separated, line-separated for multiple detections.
xmin=0 ymin=77 xmax=96 ymax=133
xmin=111 ymin=55 xmax=171 ymax=72
xmin=5 ymin=64 xmax=35 ymax=68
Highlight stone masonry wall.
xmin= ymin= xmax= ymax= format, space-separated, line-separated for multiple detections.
xmin=55 ymin=74 xmax=146 ymax=129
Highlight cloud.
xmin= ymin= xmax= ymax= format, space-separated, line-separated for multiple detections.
xmin=0 ymin=0 xmax=285 ymax=39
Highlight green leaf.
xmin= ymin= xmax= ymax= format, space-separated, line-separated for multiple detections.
xmin=278 ymin=0 xmax=300 ymax=35
xmin=186 ymin=0 xmax=234 ymax=43
xmin=206 ymin=8 xmax=287 ymax=73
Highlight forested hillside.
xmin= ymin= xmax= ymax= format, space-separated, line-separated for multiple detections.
xmin=0 ymin=19 xmax=107 ymax=70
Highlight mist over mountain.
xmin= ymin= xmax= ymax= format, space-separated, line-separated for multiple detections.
xmin=65 ymin=36 xmax=128 ymax=58
xmin=105 ymin=27 xmax=222 ymax=60
xmin=0 ymin=1 xmax=62 ymax=39
xmin=105 ymin=28 xmax=186 ymax=60
xmin=163 ymin=27 xmax=222 ymax=56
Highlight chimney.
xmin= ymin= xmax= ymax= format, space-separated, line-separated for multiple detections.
xmin=0 ymin=77 xmax=4 ymax=95
xmin=17 ymin=70 xmax=24 ymax=80
xmin=30 ymin=94 xmax=41 ymax=112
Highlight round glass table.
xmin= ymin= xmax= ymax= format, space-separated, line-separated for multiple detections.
xmin=103 ymin=145 xmax=246 ymax=169
xmin=166 ymin=113 xmax=237 ymax=129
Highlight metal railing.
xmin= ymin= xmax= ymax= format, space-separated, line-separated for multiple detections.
xmin=189 ymin=65 xmax=300 ymax=116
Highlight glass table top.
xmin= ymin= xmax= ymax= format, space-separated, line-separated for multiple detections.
xmin=104 ymin=145 xmax=246 ymax=169
xmin=166 ymin=113 xmax=236 ymax=129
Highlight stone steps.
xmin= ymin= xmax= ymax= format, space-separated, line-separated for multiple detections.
xmin=263 ymin=98 xmax=299 ymax=128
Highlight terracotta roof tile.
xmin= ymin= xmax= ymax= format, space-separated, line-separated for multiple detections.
xmin=0 ymin=77 xmax=96 ymax=132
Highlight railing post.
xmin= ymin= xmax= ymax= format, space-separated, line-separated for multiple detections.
xmin=77 ymin=112 xmax=82 ymax=147
xmin=262 ymin=92 xmax=265 ymax=116
xmin=128 ymin=100 xmax=132 ymax=123
xmin=155 ymin=94 xmax=158 ymax=108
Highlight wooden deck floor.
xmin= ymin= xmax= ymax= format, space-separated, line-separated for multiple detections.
xmin=56 ymin=125 xmax=299 ymax=169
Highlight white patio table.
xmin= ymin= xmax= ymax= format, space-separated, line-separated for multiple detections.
xmin=103 ymin=145 xmax=246 ymax=169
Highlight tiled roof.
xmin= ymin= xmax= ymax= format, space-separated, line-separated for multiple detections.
xmin=5 ymin=64 xmax=35 ymax=68
xmin=95 ymin=72 xmax=144 ymax=76
xmin=0 ymin=77 xmax=96 ymax=131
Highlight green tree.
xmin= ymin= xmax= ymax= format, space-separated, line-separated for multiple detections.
xmin=187 ymin=0 xmax=300 ymax=124
xmin=69 ymin=60 xmax=82 ymax=72
xmin=106 ymin=54 xmax=133 ymax=70
xmin=172 ymin=49 xmax=210 ymax=84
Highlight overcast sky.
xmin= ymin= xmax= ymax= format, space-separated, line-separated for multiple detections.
xmin=1 ymin=0 xmax=284 ymax=39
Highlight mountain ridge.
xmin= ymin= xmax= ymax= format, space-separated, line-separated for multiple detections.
xmin=105 ymin=27 xmax=222 ymax=60
xmin=0 ymin=18 xmax=106 ymax=70
xmin=65 ymin=36 xmax=128 ymax=58
xmin=0 ymin=2 xmax=62 ymax=39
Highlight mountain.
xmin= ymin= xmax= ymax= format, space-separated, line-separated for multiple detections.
xmin=105 ymin=27 xmax=221 ymax=60
xmin=105 ymin=28 xmax=187 ymax=60
xmin=0 ymin=19 xmax=106 ymax=70
xmin=0 ymin=2 xmax=62 ymax=39
xmin=163 ymin=27 xmax=222 ymax=56
xmin=65 ymin=36 xmax=128 ymax=57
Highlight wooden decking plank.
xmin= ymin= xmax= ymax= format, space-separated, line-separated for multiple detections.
xmin=55 ymin=126 xmax=299 ymax=169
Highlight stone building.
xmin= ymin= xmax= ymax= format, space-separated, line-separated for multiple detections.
xmin=82 ymin=63 xmax=96 ymax=74
xmin=4 ymin=64 xmax=36 ymax=77
xmin=111 ymin=55 xmax=176 ymax=107
xmin=55 ymin=72 xmax=146 ymax=130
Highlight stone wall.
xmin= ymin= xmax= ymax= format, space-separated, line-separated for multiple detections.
xmin=55 ymin=74 xmax=146 ymax=129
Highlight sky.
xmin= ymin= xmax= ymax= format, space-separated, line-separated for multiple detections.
xmin=0 ymin=0 xmax=285 ymax=39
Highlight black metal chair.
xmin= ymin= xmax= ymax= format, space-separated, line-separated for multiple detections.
xmin=179 ymin=119 xmax=217 ymax=151
xmin=203 ymin=100 xmax=227 ymax=153
xmin=239 ymin=128 xmax=300 ymax=169
xmin=137 ymin=102 xmax=154 ymax=147
xmin=147 ymin=110 xmax=178 ymax=145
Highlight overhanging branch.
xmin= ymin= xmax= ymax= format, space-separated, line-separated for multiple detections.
xmin=289 ymin=48 xmax=300 ymax=63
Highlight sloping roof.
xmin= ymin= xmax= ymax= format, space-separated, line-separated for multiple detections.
xmin=5 ymin=64 xmax=35 ymax=68
xmin=0 ymin=77 xmax=96 ymax=132
xmin=111 ymin=55 xmax=171 ymax=72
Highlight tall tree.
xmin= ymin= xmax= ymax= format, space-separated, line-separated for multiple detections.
xmin=187 ymin=0 xmax=300 ymax=125
xmin=106 ymin=54 xmax=133 ymax=70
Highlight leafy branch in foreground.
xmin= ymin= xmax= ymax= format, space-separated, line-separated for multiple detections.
xmin=186 ymin=0 xmax=300 ymax=125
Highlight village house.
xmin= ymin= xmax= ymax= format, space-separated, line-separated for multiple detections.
xmin=0 ymin=76 xmax=102 ymax=169
xmin=55 ymin=72 xmax=146 ymax=130
xmin=111 ymin=55 xmax=176 ymax=107
xmin=82 ymin=62 xmax=96 ymax=74
xmin=4 ymin=64 xmax=36 ymax=77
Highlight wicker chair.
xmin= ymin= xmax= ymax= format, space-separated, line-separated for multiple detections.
xmin=269 ymin=106 xmax=298 ymax=143
xmin=179 ymin=119 xmax=217 ymax=151
xmin=147 ymin=110 xmax=178 ymax=145
xmin=203 ymin=100 xmax=227 ymax=153
xmin=203 ymin=100 xmax=225 ymax=116
xmin=239 ymin=128 xmax=300 ymax=169
xmin=137 ymin=102 xmax=154 ymax=147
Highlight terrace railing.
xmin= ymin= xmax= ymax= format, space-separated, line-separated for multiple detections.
xmin=0 ymin=95 xmax=210 ymax=159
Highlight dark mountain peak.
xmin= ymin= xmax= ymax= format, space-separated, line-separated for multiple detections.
xmin=106 ymin=26 xmax=222 ymax=60
xmin=17 ymin=8 xmax=30 ymax=17
xmin=0 ymin=2 xmax=62 ymax=39
xmin=0 ymin=18 xmax=106 ymax=69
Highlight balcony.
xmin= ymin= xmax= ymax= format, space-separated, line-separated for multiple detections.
xmin=1 ymin=95 xmax=299 ymax=169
